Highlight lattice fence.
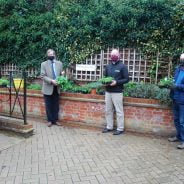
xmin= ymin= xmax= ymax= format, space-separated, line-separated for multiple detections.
xmin=68 ymin=48 xmax=172 ymax=83
xmin=0 ymin=48 xmax=172 ymax=83
xmin=0 ymin=64 xmax=38 ymax=78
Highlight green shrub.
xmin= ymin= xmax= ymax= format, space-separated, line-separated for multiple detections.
xmin=27 ymin=83 xmax=41 ymax=90
xmin=57 ymin=78 xmax=92 ymax=94
xmin=124 ymin=83 xmax=159 ymax=99
xmin=124 ymin=82 xmax=172 ymax=106
xmin=71 ymin=85 xmax=91 ymax=94
xmin=1 ymin=0 xmax=182 ymax=69
xmin=61 ymin=80 xmax=74 ymax=92
xmin=0 ymin=78 xmax=9 ymax=87
xmin=155 ymin=88 xmax=172 ymax=106
xmin=123 ymin=82 xmax=137 ymax=96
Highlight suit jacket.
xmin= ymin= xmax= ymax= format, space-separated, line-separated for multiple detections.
xmin=41 ymin=60 xmax=63 ymax=95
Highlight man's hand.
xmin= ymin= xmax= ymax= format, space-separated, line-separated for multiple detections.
xmin=110 ymin=80 xmax=117 ymax=86
xmin=51 ymin=80 xmax=58 ymax=86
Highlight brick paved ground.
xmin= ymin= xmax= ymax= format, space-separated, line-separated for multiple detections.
xmin=0 ymin=130 xmax=24 ymax=151
xmin=0 ymin=120 xmax=184 ymax=184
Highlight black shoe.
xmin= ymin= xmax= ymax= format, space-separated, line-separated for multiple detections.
xmin=102 ymin=128 xmax=113 ymax=133
xmin=113 ymin=130 xmax=124 ymax=135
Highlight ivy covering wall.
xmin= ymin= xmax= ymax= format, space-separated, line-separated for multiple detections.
xmin=0 ymin=0 xmax=183 ymax=69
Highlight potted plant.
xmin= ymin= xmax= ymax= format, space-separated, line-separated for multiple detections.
xmin=158 ymin=77 xmax=174 ymax=88
xmin=99 ymin=77 xmax=114 ymax=85
xmin=86 ymin=81 xmax=103 ymax=95
xmin=56 ymin=76 xmax=68 ymax=88
xmin=90 ymin=88 xmax=97 ymax=95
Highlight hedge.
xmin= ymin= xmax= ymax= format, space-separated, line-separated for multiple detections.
xmin=0 ymin=0 xmax=183 ymax=69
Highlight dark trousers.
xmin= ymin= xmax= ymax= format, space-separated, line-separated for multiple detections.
xmin=44 ymin=87 xmax=59 ymax=124
xmin=173 ymin=101 xmax=184 ymax=142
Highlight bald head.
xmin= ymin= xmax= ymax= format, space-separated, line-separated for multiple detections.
xmin=180 ymin=53 xmax=184 ymax=60
xmin=110 ymin=49 xmax=120 ymax=62
xmin=180 ymin=53 xmax=184 ymax=67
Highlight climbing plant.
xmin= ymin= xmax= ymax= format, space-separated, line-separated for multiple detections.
xmin=0 ymin=0 xmax=183 ymax=69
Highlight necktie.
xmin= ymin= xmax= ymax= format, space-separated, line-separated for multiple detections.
xmin=51 ymin=61 xmax=56 ymax=79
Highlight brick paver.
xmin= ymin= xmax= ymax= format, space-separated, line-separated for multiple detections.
xmin=0 ymin=120 xmax=184 ymax=184
xmin=0 ymin=131 xmax=24 ymax=151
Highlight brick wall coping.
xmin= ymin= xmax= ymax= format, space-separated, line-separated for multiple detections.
xmin=0 ymin=89 xmax=171 ymax=109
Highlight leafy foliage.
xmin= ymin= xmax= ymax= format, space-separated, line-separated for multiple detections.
xmin=0 ymin=0 xmax=183 ymax=69
xmin=156 ymin=87 xmax=172 ymax=106
xmin=124 ymin=82 xmax=159 ymax=99
xmin=158 ymin=77 xmax=174 ymax=88
xmin=99 ymin=77 xmax=114 ymax=84
xmin=72 ymin=86 xmax=91 ymax=94
xmin=86 ymin=81 xmax=103 ymax=89
xmin=25 ymin=79 xmax=172 ymax=105
xmin=27 ymin=83 xmax=41 ymax=90
xmin=0 ymin=78 xmax=9 ymax=87
xmin=124 ymin=82 xmax=172 ymax=105
xmin=56 ymin=76 xmax=68 ymax=88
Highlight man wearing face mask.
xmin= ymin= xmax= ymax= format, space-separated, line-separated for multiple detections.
xmin=41 ymin=49 xmax=63 ymax=127
xmin=102 ymin=49 xmax=129 ymax=135
xmin=168 ymin=53 xmax=184 ymax=149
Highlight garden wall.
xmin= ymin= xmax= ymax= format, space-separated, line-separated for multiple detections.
xmin=0 ymin=90 xmax=175 ymax=136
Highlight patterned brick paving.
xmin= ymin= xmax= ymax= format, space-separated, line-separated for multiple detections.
xmin=0 ymin=120 xmax=184 ymax=184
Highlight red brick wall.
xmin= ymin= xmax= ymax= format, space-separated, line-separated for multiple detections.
xmin=124 ymin=105 xmax=174 ymax=135
xmin=0 ymin=90 xmax=175 ymax=136
xmin=61 ymin=94 xmax=105 ymax=127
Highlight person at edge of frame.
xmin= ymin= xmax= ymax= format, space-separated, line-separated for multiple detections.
xmin=168 ymin=53 xmax=184 ymax=149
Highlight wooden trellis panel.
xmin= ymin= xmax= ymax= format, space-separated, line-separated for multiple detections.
xmin=0 ymin=64 xmax=38 ymax=77
xmin=0 ymin=48 xmax=171 ymax=83
xmin=69 ymin=48 xmax=168 ymax=82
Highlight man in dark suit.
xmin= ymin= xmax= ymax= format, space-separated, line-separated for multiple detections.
xmin=41 ymin=49 xmax=63 ymax=127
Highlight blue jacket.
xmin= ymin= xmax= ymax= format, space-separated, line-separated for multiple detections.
xmin=170 ymin=67 xmax=184 ymax=104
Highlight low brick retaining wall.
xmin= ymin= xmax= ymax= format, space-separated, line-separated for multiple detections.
xmin=0 ymin=90 xmax=175 ymax=136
